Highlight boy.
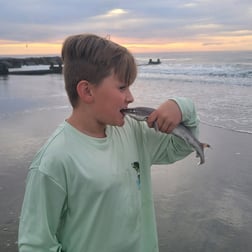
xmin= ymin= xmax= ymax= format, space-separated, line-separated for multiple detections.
xmin=18 ymin=34 xmax=198 ymax=252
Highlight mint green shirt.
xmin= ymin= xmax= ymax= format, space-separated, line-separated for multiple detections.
xmin=18 ymin=98 xmax=198 ymax=252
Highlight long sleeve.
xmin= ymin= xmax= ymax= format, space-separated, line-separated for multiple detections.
xmin=131 ymin=97 xmax=199 ymax=165
xmin=18 ymin=168 xmax=67 ymax=252
xmin=172 ymin=97 xmax=198 ymax=127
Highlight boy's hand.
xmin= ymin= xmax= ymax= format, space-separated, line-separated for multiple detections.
xmin=147 ymin=100 xmax=182 ymax=133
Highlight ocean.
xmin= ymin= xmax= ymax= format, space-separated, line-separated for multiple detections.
xmin=0 ymin=50 xmax=252 ymax=251
xmin=134 ymin=51 xmax=252 ymax=134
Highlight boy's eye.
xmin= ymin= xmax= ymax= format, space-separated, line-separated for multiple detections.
xmin=119 ymin=85 xmax=127 ymax=90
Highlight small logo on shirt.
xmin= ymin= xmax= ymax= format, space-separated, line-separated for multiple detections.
xmin=131 ymin=161 xmax=140 ymax=189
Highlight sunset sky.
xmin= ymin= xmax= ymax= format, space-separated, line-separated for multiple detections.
xmin=0 ymin=0 xmax=252 ymax=55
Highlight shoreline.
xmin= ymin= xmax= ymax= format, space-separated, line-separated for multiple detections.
xmin=200 ymin=120 xmax=252 ymax=135
xmin=1 ymin=123 xmax=252 ymax=251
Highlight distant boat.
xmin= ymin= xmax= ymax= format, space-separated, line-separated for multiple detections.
xmin=148 ymin=58 xmax=161 ymax=65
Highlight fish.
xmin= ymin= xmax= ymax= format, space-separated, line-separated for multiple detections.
xmin=121 ymin=107 xmax=210 ymax=165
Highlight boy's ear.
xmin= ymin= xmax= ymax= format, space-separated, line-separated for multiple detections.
xmin=76 ymin=80 xmax=94 ymax=103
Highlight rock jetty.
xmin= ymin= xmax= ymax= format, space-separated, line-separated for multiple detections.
xmin=0 ymin=56 xmax=63 ymax=75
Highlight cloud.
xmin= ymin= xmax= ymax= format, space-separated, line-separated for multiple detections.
xmin=101 ymin=8 xmax=128 ymax=18
xmin=202 ymin=42 xmax=224 ymax=46
xmin=0 ymin=0 xmax=251 ymax=52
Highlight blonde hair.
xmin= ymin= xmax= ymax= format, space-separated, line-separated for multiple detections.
xmin=61 ymin=34 xmax=137 ymax=107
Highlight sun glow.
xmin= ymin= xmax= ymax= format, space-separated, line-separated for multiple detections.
xmin=0 ymin=41 xmax=62 ymax=56
xmin=107 ymin=9 xmax=128 ymax=16
xmin=0 ymin=34 xmax=252 ymax=56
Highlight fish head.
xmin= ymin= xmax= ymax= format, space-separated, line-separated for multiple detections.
xmin=121 ymin=107 xmax=155 ymax=121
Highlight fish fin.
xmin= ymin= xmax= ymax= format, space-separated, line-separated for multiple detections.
xmin=202 ymin=143 xmax=211 ymax=149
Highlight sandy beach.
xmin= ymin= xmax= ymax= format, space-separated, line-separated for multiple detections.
xmin=152 ymin=123 xmax=252 ymax=252
xmin=0 ymin=122 xmax=251 ymax=252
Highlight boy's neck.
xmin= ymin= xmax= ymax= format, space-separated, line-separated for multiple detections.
xmin=67 ymin=110 xmax=107 ymax=138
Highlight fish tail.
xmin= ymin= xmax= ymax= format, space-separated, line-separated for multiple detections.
xmin=196 ymin=142 xmax=211 ymax=165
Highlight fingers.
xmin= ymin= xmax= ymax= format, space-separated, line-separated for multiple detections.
xmin=146 ymin=100 xmax=182 ymax=133
xmin=146 ymin=110 xmax=158 ymax=129
xmin=148 ymin=116 xmax=177 ymax=132
xmin=157 ymin=118 xmax=177 ymax=132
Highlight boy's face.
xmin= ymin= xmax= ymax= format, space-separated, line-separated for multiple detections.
xmin=90 ymin=73 xmax=134 ymax=127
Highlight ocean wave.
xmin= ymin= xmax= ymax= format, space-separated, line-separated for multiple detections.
xmin=138 ymin=63 xmax=252 ymax=87
xmin=139 ymin=64 xmax=252 ymax=78
xmin=200 ymin=120 xmax=252 ymax=135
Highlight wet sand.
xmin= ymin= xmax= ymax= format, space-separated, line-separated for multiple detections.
xmin=1 ymin=123 xmax=252 ymax=252
xmin=152 ymin=123 xmax=252 ymax=252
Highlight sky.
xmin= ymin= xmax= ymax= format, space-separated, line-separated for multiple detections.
xmin=0 ymin=0 xmax=252 ymax=55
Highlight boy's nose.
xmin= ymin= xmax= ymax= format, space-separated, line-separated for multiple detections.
xmin=126 ymin=89 xmax=134 ymax=103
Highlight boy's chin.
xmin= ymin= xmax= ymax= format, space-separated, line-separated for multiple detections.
xmin=114 ymin=119 xmax=125 ymax=127
xmin=116 ymin=121 xmax=125 ymax=127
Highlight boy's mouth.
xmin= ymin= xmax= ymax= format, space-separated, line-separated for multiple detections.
xmin=120 ymin=108 xmax=127 ymax=116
